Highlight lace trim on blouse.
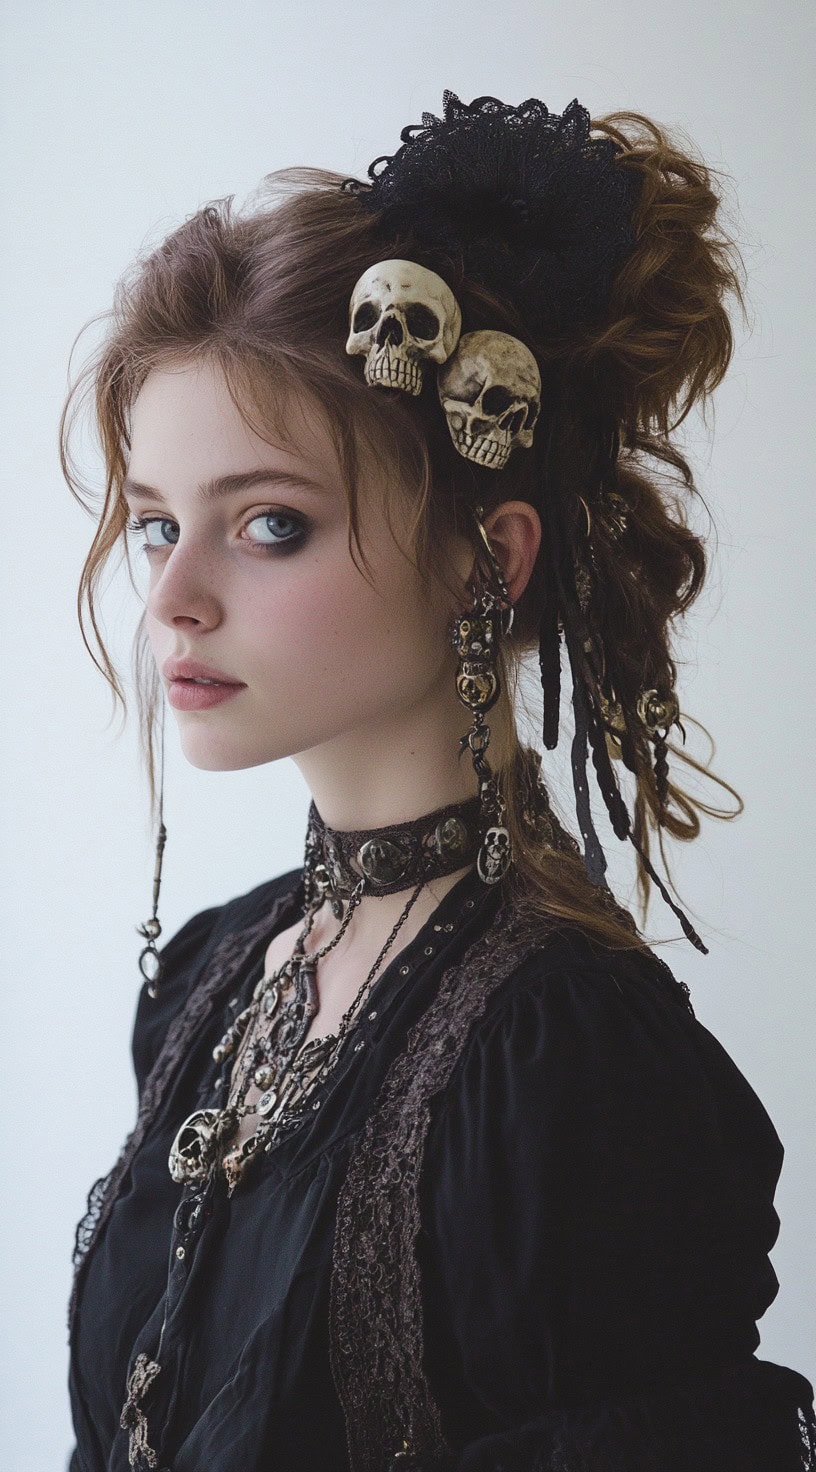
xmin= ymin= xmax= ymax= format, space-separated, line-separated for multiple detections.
xmin=328 ymin=892 xmax=534 ymax=1472
xmin=67 ymin=887 xmax=299 ymax=1338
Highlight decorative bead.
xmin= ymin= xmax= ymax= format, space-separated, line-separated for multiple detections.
xmin=253 ymin=1065 xmax=275 ymax=1090
xmin=637 ymin=687 xmax=679 ymax=734
xmin=312 ymin=1099 xmax=321 ymax=1109
xmin=424 ymin=945 xmax=434 ymax=954
xmin=399 ymin=965 xmax=410 ymax=975
xmin=175 ymin=1246 xmax=185 ymax=1260
xmin=257 ymin=1088 xmax=278 ymax=1117
xmin=140 ymin=948 xmax=161 ymax=989
xmin=354 ymin=1039 xmax=366 ymax=1051
xmin=141 ymin=918 xmax=161 ymax=940
xmin=368 ymin=1009 xmax=377 ymax=1020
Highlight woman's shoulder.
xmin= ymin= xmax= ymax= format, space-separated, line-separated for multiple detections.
xmin=430 ymin=916 xmax=784 ymax=1206
xmin=465 ymin=914 xmax=699 ymax=1064
xmin=411 ymin=919 xmax=805 ymax=1450
xmin=496 ymin=918 xmax=698 ymax=1014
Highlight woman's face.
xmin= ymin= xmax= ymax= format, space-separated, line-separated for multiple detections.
xmin=125 ymin=357 xmax=472 ymax=780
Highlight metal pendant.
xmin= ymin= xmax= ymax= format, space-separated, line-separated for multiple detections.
xmin=222 ymin=1126 xmax=266 ymax=1196
xmin=477 ymin=824 xmax=512 ymax=884
xmin=168 ymin=1107 xmax=225 ymax=1184
xmin=455 ymin=661 xmax=499 ymax=713
xmin=257 ymin=1087 xmax=279 ymax=1118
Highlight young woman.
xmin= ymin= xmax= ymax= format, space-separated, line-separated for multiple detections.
xmin=62 ymin=92 xmax=815 ymax=1471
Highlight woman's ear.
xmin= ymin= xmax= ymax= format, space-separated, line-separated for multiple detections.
xmin=480 ymin=500 xmax=542 ymax=606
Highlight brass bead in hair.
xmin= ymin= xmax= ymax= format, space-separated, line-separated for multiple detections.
xmin=636 ymin=688 xmax=679 ymax=735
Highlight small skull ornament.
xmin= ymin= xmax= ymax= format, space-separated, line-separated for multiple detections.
xmin=346 ymin=259 xmax=462 ymax=395
xmin=438 ymin=330 xmax=541 ymax=469
xmin=477 ymin=825 xmax=512 ymax=884
xmin=168 ymin=1107 xmax=228 ymax=1184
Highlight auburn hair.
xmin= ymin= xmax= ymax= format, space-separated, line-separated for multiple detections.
xmin=59 ymin=108 xmax=747 ymax=956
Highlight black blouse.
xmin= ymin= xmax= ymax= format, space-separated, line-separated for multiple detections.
xmin=66 ymin=862 xmax=815 ymax=1472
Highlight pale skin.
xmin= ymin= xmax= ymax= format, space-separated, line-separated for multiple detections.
xmin=125 ymin=357 xmax=541 ymax=1144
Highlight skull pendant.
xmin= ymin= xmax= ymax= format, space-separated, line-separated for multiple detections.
xmin=477 ymin=825 xmax=511 ymax=884
xmin=455 ymin=662 xmax=499 ymax=713
xmin=168 ymin=1107 xmax=227 ymax=1184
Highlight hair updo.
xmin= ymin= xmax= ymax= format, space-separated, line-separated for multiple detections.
xmin=60 ymin=101 xmax=747 ymax=955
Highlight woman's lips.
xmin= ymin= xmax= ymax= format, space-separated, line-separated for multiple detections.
xmin=167 ymin=679 xmax=245 ymax=710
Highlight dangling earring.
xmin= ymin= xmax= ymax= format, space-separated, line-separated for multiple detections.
xmin=450 ymin=503 xmax=514 ymax=885
xmin=136 ymin=698 xmax=168 ymax=998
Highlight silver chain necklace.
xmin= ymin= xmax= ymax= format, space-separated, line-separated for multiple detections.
xmin=167 ymin=794 xmax=483 ymax=1195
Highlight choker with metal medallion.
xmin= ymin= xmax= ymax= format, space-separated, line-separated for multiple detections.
xmin=302 ymin=791 xmax=485 ymax=916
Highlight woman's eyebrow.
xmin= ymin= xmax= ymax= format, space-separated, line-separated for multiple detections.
xmin=122 ymin=468 xmax=328 ymax=505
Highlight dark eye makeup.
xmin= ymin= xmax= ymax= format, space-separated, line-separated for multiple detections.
xmin=125 ymin=508 xmax=310 ymax=558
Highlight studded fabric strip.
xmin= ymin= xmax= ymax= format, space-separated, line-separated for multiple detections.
xmin=328 ymin=892 xmax=531 ymax=1472
xmin=67 ymin=886 xmax=300 ymax=1338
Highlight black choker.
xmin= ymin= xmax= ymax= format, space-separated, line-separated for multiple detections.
xmin=303 ymin=793 xmax=484 ymax=908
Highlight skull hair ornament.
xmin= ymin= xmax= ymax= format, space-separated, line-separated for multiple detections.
xmin=346 ymin=259 xmax=462 ymax=396
xmin=346 ymin=258 xmax=540 ymax=468
xmin=438 ymin=330 xmax=541 ymax=469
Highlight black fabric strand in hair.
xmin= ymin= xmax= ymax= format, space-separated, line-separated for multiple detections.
xmin=563 ymin=613 xmax=612 ymax=890
xmin=538 ymin=413 xmax=563 ymax=750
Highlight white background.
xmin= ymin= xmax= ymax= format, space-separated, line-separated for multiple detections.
xmin=1 ymin=1 xmax=813 ymax=1466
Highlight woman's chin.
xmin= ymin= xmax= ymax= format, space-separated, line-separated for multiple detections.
xmin=176 ymin=729 xmax=292 ymax=773
xmin=176 ymin=735 xmax=259 ymax=773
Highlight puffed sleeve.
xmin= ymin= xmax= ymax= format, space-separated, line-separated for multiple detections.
xmin=416 ymin=951 xmax=816 ymax=1471
xmin=130 ymin=901 xmax=223 ymax=1102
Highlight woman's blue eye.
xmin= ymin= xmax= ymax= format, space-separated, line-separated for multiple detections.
xmin=245 ymin=510 xmax=306 ymax=550
xmin=125 ymin=509 xmax=308 ymax=557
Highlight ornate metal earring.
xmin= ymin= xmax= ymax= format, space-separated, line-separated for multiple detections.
xmin=450 ymin=502 xmax=514 ymax=885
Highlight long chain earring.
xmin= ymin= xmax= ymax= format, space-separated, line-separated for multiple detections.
xmin=136 ymin=697 xmax=168 ymax=999
xmin=450 ymin=502 xmax=514 ymax=885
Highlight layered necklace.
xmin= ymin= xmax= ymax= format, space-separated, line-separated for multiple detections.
xmin=167 ymin=792 xmax=485 ymax=1195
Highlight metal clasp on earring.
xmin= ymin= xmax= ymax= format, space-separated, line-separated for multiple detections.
xmin=136 ymin=820 xmax=167 ymax=998
xmin=471 ymin=502 xmax=514 ymax=634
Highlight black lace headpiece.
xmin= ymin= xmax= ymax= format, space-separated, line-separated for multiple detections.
xmin=342 ymin=90 xmax=643 ymax=338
